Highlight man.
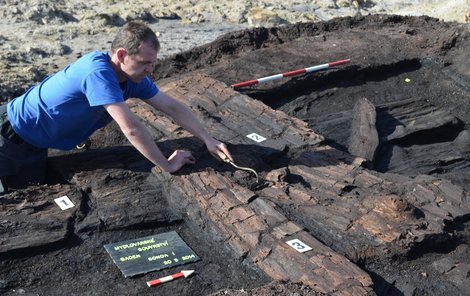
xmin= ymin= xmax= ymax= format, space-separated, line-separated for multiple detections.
xmin=0 ymin=21 xmax=233 ymax=193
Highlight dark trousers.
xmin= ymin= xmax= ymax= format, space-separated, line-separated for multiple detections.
xmin=0 ymin=103 xmax=48 ymax=190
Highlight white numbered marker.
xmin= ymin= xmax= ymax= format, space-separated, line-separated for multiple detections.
xmin=54 ymin=195 xmax=75 ymax=210
xmin=246 ymin=133 xmax=267 ymax=143
xmin=286 ymin=239 xmax=312 ymax=253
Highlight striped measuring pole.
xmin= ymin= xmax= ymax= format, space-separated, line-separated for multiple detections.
xmin=231 ymin=59 xmax=350 ymax=88
xmin=147 ymin=270 xmax=195 ymax=287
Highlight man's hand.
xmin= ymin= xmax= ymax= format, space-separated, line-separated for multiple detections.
xmin=165 ymin=150 xmax=196 ymax=173
xmin=205 ymin=138 xmax=233 ymax=162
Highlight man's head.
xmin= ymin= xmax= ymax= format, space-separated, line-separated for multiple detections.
xmin=111 ymin=21 xmax=160 ymax=55
xmin=110 ymin=22 xmax=160 ymax=83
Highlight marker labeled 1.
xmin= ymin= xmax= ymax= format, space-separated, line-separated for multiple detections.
xmin=54 ymin=195 xmax=75 ymax=210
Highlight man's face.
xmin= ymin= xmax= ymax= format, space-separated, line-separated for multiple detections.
xmin=122 ymin=42 xmax=158 ymax=83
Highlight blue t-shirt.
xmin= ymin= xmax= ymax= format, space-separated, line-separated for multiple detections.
xmin=7 ymin=51 xmax=159 ymax=150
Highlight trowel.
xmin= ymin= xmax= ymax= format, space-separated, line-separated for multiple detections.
xmin=224 ymin=158 xmax=259 ymax=183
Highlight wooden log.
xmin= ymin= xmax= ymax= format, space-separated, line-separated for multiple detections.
xmin=272 ymin=150 xmax=470 ymax=261
xmin=0 ymin=184 xmax=80 ymax=254
xmin=349 ymin=97 xmax=379 ymax=165
xmin=158 ymin=73 xmax=324 ymax=152
xmin=49 ymin=153 xmax=183 ymax=231
xmin=150 ymin=169 xmax=373 ymax=294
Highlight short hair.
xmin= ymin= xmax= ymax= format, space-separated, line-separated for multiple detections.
xmin=110 ymin=21 xmax=160 ymax=55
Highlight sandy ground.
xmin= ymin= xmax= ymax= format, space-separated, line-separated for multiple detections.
xmin=0 ymin=0 xmax=469 ymax=103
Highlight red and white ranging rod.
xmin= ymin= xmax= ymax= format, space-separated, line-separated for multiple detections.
xmin=147 ymin=270 xmax=195 ymax=287
xmin=231 ymin=59 xmax=350 ymax=89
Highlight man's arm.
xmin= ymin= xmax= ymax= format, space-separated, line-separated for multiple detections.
xmin=104 ymin=101 xmax=195 ymax=173
xmin=145 ymin=91 xmax=233 ymax=161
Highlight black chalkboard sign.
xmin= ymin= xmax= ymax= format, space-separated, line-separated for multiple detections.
xmin=104 ymin=231 xmax=200 ymax=277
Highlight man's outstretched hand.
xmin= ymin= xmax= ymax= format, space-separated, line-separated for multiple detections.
xmin=165 ymin=149 xmax=196 ymax=173
xmin=155 ymin=138 xmax=232 ymax=174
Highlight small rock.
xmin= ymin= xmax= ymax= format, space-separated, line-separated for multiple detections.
xmin=432 ymin=257 xmax=456 ymax=274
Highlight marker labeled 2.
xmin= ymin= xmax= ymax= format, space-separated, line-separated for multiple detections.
xmin=246 ymin=133 xmax=267 ymax=143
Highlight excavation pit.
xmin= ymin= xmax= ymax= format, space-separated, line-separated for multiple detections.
xmin=1 ymin=15 xmax=469 ymax=296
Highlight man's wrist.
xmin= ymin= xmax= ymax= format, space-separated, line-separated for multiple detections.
xmin=154 ymin=160 xmax=172 ymax=173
